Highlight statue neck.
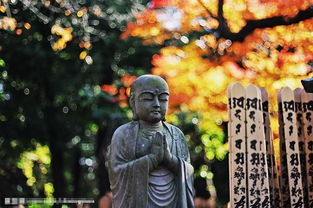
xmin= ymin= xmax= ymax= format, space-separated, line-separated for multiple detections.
xmin=139 ymin=120 xmax=163 ymax=131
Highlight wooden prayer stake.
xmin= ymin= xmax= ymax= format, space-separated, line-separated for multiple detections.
xmin=246 ymin=85 xmax=269 ymax=207
xmin=280 ymin=87 xmax=304 ymax=208
xmin=228 ymin=83 xmax=271 ymax=208
xmin=228 ymin=84 xmax=311 ymax=208
xmin=245 ymin=85 xmax=262 ymax=207
xmin=261 ymin=88 xmax=281 ymax=207
xmin=255 ymin=86 xmax=270 ymax=208
xmin=278 ymin=89 xmax=291 ymax=207
xmin=301 ymin=90 xmax=313 ymax=207
xmin=227 ymin=83 xmax=235 ymax=207
xmin=229 ymin=83 xmax=247 ymax=208
xmin=294 ymin=88 xmax=309 ymax=207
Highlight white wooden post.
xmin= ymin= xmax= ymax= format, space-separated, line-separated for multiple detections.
xmin=301 ymin=90 xmax=313 ymax=207
xmin=229 ymin=83 xmax=247 ymax=208
xmin=278 ymin=89 xmax=291 ymax=207
xmin=245 ymin=85 xmax=262 ymax=207
xmin=261 ymin=87 xmax=279 ymax=207
xmin=295 ymin=88 xmax=309 ymax=207
xmin=255 ymin=86 xmax=270 ymax=208
xmin=280 ymin=87 xmax=304 ymax=208
xmin=227 ymin=83 xmax=235 ymax=207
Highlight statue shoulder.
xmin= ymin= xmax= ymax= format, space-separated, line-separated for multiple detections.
xmin=112 ymin=121 xmax=138 ymax=142
xmin=164 ymin=122 xmax=190 ymax=161
xmin=163 ymin=122 xmax=185 ymax=139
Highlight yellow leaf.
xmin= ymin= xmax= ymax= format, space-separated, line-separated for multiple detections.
xmin=80 ymin=51 xmax=87 ymax=60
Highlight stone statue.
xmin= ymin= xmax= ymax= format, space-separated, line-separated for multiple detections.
xmin=107 ymin=75 xmax=195 ymax=208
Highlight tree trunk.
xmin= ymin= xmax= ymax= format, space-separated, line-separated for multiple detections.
xmin=73 ymin=147 xmax=82 ymax=197
xmin=50 ymin=140 xmax=66 ymax=197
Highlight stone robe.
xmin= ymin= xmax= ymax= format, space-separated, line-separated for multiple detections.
xmin=107 ymin=121 xmax=195 ymax=208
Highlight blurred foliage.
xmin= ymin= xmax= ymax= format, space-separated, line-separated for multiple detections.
xmin=17 ymin=144 xmax=51 ymax=193
xmin=121 ymin=0 xmax=313 ymax=140
xmin=0 ymin=0 xmax=312 ymax=207
xmin=0 ymin=0 xmax=157 ymax=203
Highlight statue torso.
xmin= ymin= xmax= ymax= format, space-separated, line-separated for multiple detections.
xmin=136 ymin=124 xmax=177 ymax=208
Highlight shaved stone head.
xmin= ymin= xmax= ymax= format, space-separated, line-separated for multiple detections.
xmin=130 ymin=75 xmax=169 ymax=96
xmin=130 ymin=75 xmax=169 ymax=122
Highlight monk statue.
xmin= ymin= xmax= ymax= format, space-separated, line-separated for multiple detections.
xmin=107 ymin=75 xmax=195 ymax=208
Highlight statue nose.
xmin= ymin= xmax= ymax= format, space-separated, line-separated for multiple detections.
xmin=153 ymin=97 xmax=160 ymax=107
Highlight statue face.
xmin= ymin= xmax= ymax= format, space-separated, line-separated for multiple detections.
xmin=133 ymin=76 xmax=169 ymax=123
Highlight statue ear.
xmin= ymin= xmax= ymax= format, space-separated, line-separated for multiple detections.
xmin=130 ymin=96 xmax=138 ymax=120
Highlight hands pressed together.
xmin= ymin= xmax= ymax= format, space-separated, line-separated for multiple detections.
xmin=148 ymin=132 xmax=179 ymax=173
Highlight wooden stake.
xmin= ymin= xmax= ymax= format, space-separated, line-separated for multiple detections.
xmin=278 ymin=89 xmax=291 ymax=207
xmin=246 ymin=84 xmax=269 ymax=207
xmin=261 ymin=87 xmax=280 ymax=207
xmin=280 ymin=87 xmax=304 ymax=208
xmin=228 ymin=83 xmax=247 ymax=208
xmin=227 ymin=83 xmax=235 ymax=207
xmin=301 ymin=90 xmax=313 ymax=207
xmin=295 ymin=88 xmax=309 ymax=207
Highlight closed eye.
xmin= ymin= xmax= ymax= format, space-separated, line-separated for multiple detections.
xmin=159 ymin=93 xmax=169 ymax=101
xmin=139 ymin=92 xmax=154 ymax=101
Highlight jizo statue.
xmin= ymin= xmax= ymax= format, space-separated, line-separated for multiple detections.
xmin=107 ymin=75 xmax=195 ymax=208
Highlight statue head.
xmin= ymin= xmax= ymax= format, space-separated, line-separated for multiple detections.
xmin=130 ymin=75 xmax=169 ymax=123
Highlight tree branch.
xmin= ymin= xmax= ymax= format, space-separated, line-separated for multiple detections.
xmin=217 ymin=0 xmax=313 ymax=42
xmin=197 ymin=0 xmax=217 ymax=20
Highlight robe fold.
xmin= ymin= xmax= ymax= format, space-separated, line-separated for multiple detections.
xmin=107 ymin=121 xmax=195 ymax=208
